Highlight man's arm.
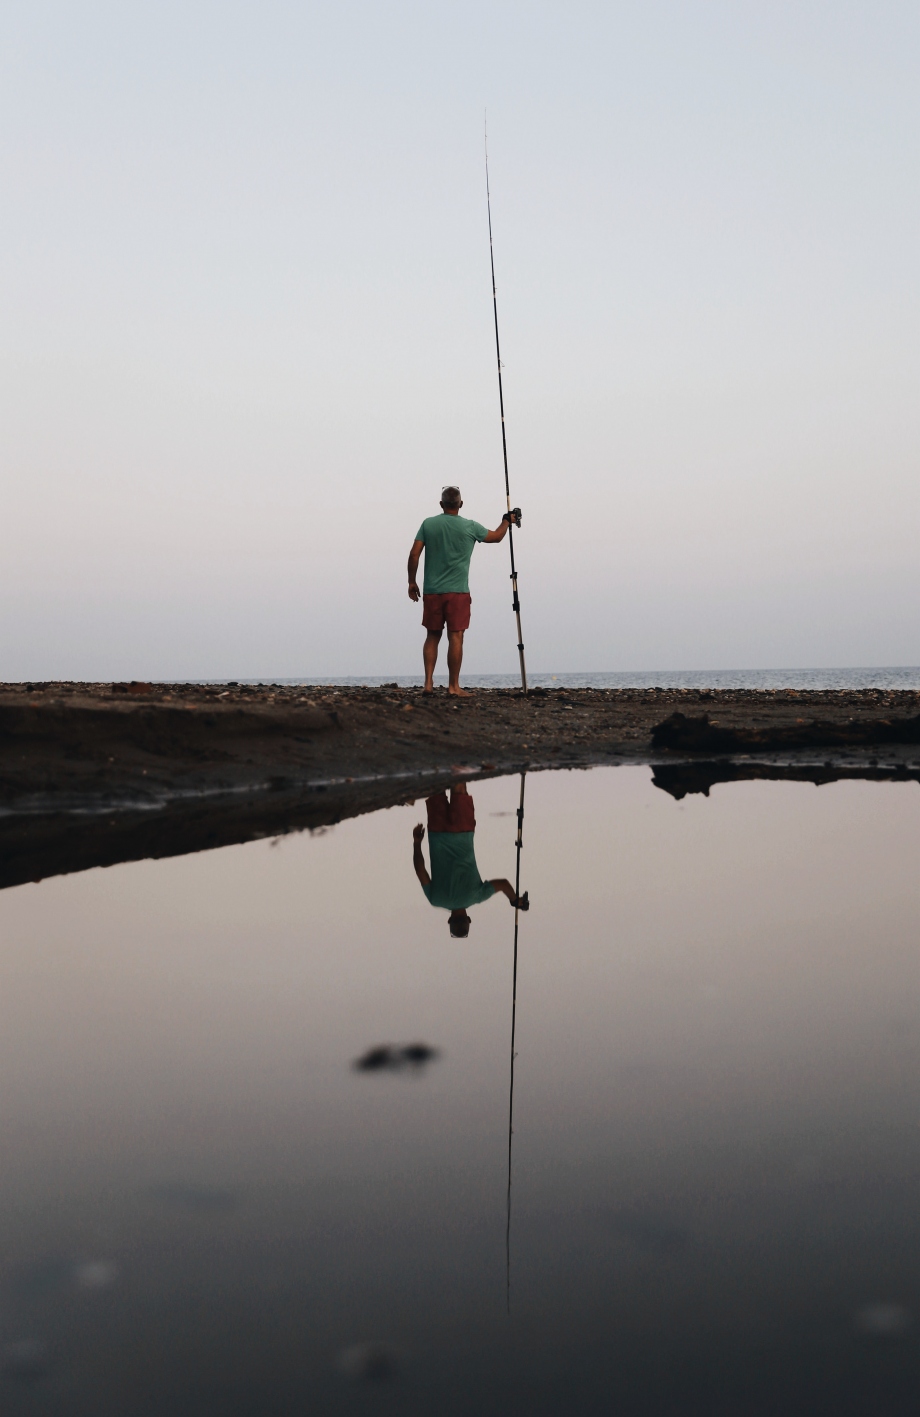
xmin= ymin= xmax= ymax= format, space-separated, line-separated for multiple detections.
xmin=408 ymin=540 xmax=424 ymax=601
xmin=483 ymin=509 xmax=521 ymax=544
xmin=489 ymin=877 xmax=529 ymax=908
xmin=413 ymin=824 xmax=431 ymax=886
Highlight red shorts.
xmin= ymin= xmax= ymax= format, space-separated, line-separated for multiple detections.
xmin=426 ymin=789 xmax=476 ymax=833
xmin=422 ymin=592 xmax=471 ymax=634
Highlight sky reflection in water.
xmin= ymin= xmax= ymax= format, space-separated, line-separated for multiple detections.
xmin=1 ymin=767 xmax=920 ymax=1414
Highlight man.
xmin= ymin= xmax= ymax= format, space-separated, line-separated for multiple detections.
xmin=408 ymin=485 xmax=519 ymax=696
xmin=413 ymin=782 xmax=528 ymax=938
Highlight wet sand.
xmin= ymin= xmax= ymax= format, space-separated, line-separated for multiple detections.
xmin=2 ymin=681 xmax=920 ymax=890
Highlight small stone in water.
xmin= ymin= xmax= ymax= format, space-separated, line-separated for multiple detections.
xmin=400 ymin=1043 xmax=438 ymax=1065
xmin=354 ymin=1042 xmax=439 ymax=1072
xmin=1 ymin=1340 xmax=49 ymax=1380
xmin=355 ymin=1045 xmax=392 ymax=1071
xmin=854 ymin=1302 xmax=912 ymax=1337
xmin=75 ymin=1259 xmax=119 ymax=1289
xmin=336 ymin=1342 xmax=398 ymax=1381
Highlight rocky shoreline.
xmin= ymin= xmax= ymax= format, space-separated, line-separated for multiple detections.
xmin=2 ymin=681 xmax=919 ymax=891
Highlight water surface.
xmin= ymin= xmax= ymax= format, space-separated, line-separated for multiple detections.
xmin=255 ymin=666 xmax=920 ymax=691
xmin=2 ymin=767 xmax=919 ymax=1413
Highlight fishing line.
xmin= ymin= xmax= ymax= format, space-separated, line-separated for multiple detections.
xmin=485 ymin=121 xmax=527 ymax=694
xmin=505 ymin=769 xmax=526 ymax=1313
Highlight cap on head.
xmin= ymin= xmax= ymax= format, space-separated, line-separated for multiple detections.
xmin=441 ymin=485 xmax=462 ymax=508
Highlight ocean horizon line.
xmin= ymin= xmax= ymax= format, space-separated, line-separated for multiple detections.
xmin=175 ymin=666 xmax=920 ymax=691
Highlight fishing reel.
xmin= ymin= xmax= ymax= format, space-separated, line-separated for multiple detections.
xmin=503 ymin=507 xmax=522 ymax=528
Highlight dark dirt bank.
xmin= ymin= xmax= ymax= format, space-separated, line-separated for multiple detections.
xmin=2 ymin=680 xmax=920 ymax=891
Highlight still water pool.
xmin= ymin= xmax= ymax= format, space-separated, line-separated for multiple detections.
xmin=2 ymin=767 xmax=920 ymax=1414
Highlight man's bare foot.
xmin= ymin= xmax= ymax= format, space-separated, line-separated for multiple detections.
xmin=423 ymin=684 xmax=434 ymax=694
xmin=447 ymin=686 xmax=471 ymax=697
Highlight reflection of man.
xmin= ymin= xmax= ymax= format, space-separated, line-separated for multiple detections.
xmin=413 ymin=782 xmax=528 ymax=938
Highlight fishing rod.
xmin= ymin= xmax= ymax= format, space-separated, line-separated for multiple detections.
xmin=485 ymin=125 xmax=527 ymax=694
xmin=505 ymin=770 xmax=527 ymax=1313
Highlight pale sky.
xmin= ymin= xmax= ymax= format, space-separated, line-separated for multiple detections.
xmin=2 ymin=1 xmax=918 ymax=680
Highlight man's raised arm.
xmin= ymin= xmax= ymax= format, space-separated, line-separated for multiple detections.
xmin=408 ymin=540 xmax=424 ymax=601
xmin=489 ymin=877 xmax=529 ymax=909
xmin=483 ymin=508 xmax=522 ymax=544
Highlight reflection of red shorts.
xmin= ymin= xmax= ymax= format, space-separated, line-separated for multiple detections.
xmin=422 ymin=592 xmax=471 ymax=634
xmin=426 ymin=789 xmax=475 ymax=833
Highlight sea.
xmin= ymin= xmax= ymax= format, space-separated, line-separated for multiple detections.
xmin=239 ymin=667 xmax=920 ymax=691
xmin=5 ymin=766 xmax=920 ymax=1412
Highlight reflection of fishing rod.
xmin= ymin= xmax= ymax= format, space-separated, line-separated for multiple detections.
xmin=506 ymin=770 xmax=527 ymax=1313
xmin=485 ymin=123 xmax=527 ymax=695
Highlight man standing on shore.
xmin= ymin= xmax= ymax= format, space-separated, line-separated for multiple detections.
xmin=407 ymin=485 xmax=518 ymax=696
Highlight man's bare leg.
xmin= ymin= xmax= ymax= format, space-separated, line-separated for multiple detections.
xmin=447 ymin=629 xmax=470 ymax=696
xmin=423 ymin=631 xmax=441 ymax=693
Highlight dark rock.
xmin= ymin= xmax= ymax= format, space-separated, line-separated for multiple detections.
xmin=653 ymin=761 xmax=920 ymax=799
xmin=354 ymin=1043 xmax=440 ymax=1072
xmin=400 ymin=1043 xmax=438 ymax=1065
xmin=651 ymin=710 xmax=920 ymax=754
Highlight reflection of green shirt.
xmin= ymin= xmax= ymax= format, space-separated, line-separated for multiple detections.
xmin=415 ymin=515 xmax=489 ymax=594
xmin=422 ymin=832 xmax=496 ymax=910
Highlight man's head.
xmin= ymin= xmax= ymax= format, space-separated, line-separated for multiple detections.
xmin=449 ymin=909 xmax=471 ymax=938
xmin=440 ymin=485 xmax=462 ymax=512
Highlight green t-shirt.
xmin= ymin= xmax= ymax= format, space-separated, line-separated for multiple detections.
xmin=422 ymin=832 xmax=497 ymax=911
xmin=415 ymin=514 xmax=489 ymax=594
